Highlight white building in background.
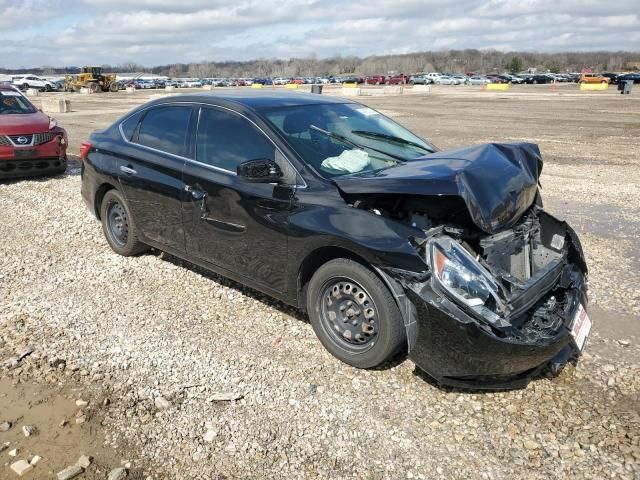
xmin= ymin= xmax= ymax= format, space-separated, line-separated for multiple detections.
xmin=115 ymin=73 xmax=169 ymax=81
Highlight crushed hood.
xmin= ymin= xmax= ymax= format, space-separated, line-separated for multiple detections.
xmin=334 ymin=142 xmax=542 ymax=234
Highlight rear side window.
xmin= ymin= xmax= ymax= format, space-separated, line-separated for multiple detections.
xmin=120 ymin=110 xmax=143 ymax=141
xmin=137 ymin=105 xmax=191 ymax=156
xmin=196 ymin=107 xmax=275 ymax=171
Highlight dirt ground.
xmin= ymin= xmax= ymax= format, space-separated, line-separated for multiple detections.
xmin=1 ymin=84 xmax=638 ymax=479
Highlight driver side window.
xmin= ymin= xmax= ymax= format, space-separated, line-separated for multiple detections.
xmin=196 ymin=107 xmax=275 ymax=172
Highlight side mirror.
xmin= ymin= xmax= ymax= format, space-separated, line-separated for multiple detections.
xmin=237 ymin=158 xmax=283 ymax=183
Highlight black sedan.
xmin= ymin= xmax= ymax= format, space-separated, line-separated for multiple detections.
xmin=616 ymin=73 xmax=640 ymax=84
xmin=523 ymin=74 xmax=554 ymax=84
xmin=80 ymin=92 xmax=590 ymax=389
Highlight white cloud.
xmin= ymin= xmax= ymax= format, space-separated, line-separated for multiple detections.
xmin=0 ymin=0 xmax=638 ymax=68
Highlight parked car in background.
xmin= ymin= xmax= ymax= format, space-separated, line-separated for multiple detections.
xmin=386 ymin=74 xmax=410 ymax=85
xmin=408 ymin=74 xmax=431 ymax=85
xmin=466 ymin=75 xmax=491 ymax=85
xmin=503 ymin=74 xmax=525 ymax=84
xmin=365 ymin=75 xmax=386 ymax=85
xmin=433 ymin=75 xmax=457 ymax=85
xmin=0 ymin=85 xmax=68 ymax=179
xmin=273 ymin=77 xmax=289 ymax=85
xmin=424 ymin=73 xmax=444 ymax=82
xmin=450 ymin=74 xmax=468 ymax=84
xmin=12 ymin=75 xmax=56 ymax=92
xmin=523 ymin=74 xmax=553 ymax=84
xmin=486 ymin=75 xmax=508 ymax=84
xmin=579 ymin=74 xmax=609 ymax=84
xmin=340 ymin=76 xmax=360 ymax=84
xmin=80 ymin=91 xmax=590 ymax=390
xmin=616 ymin=73 xmax=640 ymax=84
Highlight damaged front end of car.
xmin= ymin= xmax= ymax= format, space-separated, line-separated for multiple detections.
xmin=390 ymin=208 xmax=588 ymax=389
xmin=337 ymin=143 xmax=590 ymax=389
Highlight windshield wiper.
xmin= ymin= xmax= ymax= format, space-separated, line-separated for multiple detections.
xmin=309 ymin=125 xmax=407 ymax=161
xmin=351 ymin=130 xmax=433 ymax=153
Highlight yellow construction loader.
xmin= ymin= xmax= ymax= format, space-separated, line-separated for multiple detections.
xmin=64 ymin=66 xmax=119 ymax=93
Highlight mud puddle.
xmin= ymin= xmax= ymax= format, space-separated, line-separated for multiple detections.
xmin=0 ymin=379 xmax=136 ymax=479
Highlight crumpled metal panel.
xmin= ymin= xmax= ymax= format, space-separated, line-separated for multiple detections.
xmin=333 ymin=142 xmax=542 ymax=234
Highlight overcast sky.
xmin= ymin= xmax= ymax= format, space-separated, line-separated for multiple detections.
xmin=1 ymin=0 xmax=639 ymax=68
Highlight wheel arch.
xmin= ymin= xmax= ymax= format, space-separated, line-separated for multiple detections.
xmin=296 ymin=246 xmax=374 ymax=312
xmin=94 ymin=182 xmax=118 ymax=220
xmin=297 ymin=246 xmax=418 ymax=354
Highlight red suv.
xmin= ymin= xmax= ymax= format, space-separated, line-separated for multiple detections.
xmin=385 ymin=74 xmax=410 ymax=85
xmin=0 ymin=85 xmax=68 ymax=179
xmin=365 ymin=75 xmax=386 ymax=85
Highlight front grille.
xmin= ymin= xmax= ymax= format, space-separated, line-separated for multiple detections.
xmin=7 ymin=134 xmax=33 ymax=145
xmin=34 ymin=132 xmax=55 ymax=145
xmin=0 ymin=133 xmax=56 ymax=147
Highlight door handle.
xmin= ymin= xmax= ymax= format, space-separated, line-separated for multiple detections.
xmin=120 ymin=165 xmax=137 ymax=175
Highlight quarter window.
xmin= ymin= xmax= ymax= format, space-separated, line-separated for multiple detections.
xmin=196 ymin=107 xmax=275 ymax=171
xmin=137 ymin=105 xmax=191 ymax=156
xmin=120 ymin=110 xmax=144 ymax=141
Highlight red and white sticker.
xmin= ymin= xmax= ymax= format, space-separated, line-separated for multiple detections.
xmin=570 ymin=303 xmax=592 ymax=352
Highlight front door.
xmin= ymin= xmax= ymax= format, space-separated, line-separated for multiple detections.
xmin=181 ymin=106 xmax=293 ymax=293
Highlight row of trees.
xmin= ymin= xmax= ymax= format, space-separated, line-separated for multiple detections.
xmin=3 ymin=50 xmax=639 ymax=77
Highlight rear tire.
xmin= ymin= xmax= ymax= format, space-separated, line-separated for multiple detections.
xmin=306 ymin=258 xmax=406 ymax=369
xmin=100 ymin=189 xmax=149 ymax=256
xmin=89 ymin=82 xmax=100 ymax=93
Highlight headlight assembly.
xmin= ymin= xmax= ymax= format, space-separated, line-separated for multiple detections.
xmin=49 ymin=117 xmax=57 ymax=130
xmin=429 ymin=236 xmax=509 ymax=327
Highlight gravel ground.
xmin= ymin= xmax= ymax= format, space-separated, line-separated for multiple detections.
xmin=1 ymin=86 xmax=639 ymax=479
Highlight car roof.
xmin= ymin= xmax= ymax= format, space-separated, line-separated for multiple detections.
xmin=148 ymin=91 xmax=354 ymax=111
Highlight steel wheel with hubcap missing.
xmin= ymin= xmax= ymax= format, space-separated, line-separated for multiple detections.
xmin=320 ymin=277 xmax=379 ymax=351
xmin=107 ymin=201 xmax=129 ymax=247
xmin=100 ymin=189 xmax=149 ymax=256
xmin=307 ymin=258 xmax=406 ymax=369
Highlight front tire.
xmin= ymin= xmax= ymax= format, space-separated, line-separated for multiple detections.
xmin=100 ymin=189 xmax=149 ymax=256
xmin=306 ymin=258 xmax=406 ymax=369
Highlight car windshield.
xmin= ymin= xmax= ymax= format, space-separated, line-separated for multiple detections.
xmin=261 ymin=103 xmax=436 ymax=178
xmin=0 ymin=91 xmax=36 ymax=115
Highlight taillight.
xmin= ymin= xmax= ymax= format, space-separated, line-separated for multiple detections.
xmin=79 ymin=141 xmax=91 ymax=162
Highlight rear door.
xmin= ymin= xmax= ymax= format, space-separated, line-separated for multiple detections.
xmin=181 ymin=105 xmax=293 ymax=293
xmin=116 ymin=103 xmax=195 ymax=253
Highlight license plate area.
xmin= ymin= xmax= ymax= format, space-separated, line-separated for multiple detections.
xmin=13 ymin=149 xmax=37 ymax=158
xmin=570 ymin=303 xmax=591 ymax=352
